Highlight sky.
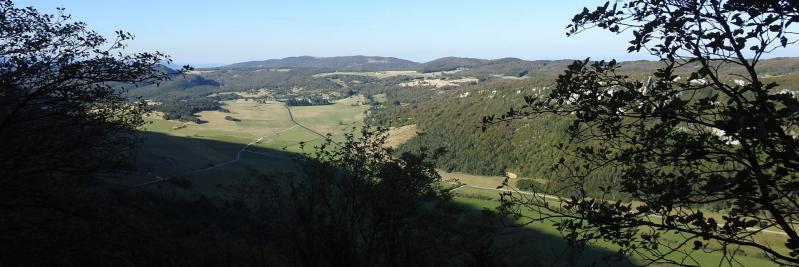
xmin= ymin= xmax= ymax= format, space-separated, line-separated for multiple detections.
xmin=24 ymin=1 xmax=799 ymax=67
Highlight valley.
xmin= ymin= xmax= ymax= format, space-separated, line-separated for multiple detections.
xmin=9 ymin=1 xmax=799 ymax=265
xmin=129 ymin=56 xmax=799 ymax=265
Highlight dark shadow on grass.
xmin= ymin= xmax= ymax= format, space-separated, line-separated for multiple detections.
xmin=125 ymin=132 xmax=636 ymax=266
xmin=129 ymin=131 xmax=301 ymax=188
xmin=451 ymin=197 xmax=636 ymax=267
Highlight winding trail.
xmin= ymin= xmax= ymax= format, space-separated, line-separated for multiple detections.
xmin=283 ymin=103 xmax=340 ymax=146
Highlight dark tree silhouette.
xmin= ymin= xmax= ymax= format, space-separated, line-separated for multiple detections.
xmin=0 ymin=0 xmax=174 ymax=179
xmin=0 ymin=0 xmax=177 ymax=261
xmin=245 ymin=127 xmax=505 ymax=267
xmin=485 ymin=0 xmax=799 ymax=265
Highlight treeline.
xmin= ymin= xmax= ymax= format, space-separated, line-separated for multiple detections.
xmin=285 ymin=96 xmax=332 ymax=106
xmin=153 ymin=96 xmax=231 ymax=122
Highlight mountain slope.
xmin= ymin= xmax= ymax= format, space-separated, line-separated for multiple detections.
xmin=369 ymin=58 xmax=799 ymax=189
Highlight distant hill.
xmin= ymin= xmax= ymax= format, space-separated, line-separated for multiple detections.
xmin=214 ymin=56 xmax=799 ymax=78
xmin=220 ymin=56 xmax=420 ymax=71
xmin=154 ymin=64 xmax=179 ymax=75
xmin=133 ymin=56 xmax=799 ymax=101
xmin=415 ymin=57 xmax=489 ymax=73
xmin=466 ymin=58 xmax=573 ymax=78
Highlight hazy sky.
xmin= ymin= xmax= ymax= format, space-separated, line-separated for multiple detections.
xmin=24 ymin=1 xmax=799 ymax=66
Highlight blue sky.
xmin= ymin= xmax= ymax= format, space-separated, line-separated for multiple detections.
xmin=23 ymin=1 xmax=798 ymax=67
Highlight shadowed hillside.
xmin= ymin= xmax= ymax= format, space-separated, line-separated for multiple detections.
xmin=129 ymin=132 xmax=638 ymax=267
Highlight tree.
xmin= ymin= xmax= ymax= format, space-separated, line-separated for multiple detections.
xmin=485 ymin=0 xmax=799 ymax=265
xmin=0 ymin=0 xmax=177 ymax=261
xmin=245 ymin=127 xmax=504 ymax=267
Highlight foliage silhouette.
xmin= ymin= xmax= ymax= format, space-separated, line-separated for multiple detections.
xmin=0 ymin=0 xmax=182 ymax=263
xmin=485 ymin=0 xmax=799 ymax=265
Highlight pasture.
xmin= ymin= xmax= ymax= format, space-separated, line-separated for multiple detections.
xmin=134 ymin=99 xmax=368 ymax=191
xmin=144 ymin=99 xmax=367 ymax=151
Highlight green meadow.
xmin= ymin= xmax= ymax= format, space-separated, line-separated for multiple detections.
xmin=133 ymin=99 xmax=367 ymax=191
xmin=453 ymin=188 xmax=782 ymax=266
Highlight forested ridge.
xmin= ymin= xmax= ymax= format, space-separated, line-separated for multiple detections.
xmin=371 ymin=66 xmax=799 ymax=201
xmin=372 ymin=78 xmax=564 ymax=177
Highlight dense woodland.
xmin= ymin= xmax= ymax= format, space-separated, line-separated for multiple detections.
xmin=370 ymin=71 xmax=799 ymax=203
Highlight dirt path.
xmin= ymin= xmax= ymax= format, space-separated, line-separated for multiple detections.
xmin=283 ymin=103 xmax=340 ymax=146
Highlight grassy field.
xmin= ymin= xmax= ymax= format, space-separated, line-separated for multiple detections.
xmin=438 ymin=168 xmax=785 ymax=266
xmin=134 ymin=100 xmax=368 ymax=191
xmin=372 ymin=93 xmax=387 ymax=103
xmin=452 ymin=187 xmax=783 ymax=266
xmin=289 ymin=102 xmax=367 ymax=136
xmin=143 ymin=99 xmax=367 ymax=151
xmin=384 ymin=124 xmax=417 ymax=148
xmin=441 ymin=171 xmax=506 ymax=188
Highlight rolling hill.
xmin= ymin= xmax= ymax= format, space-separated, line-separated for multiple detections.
xmin=415 ymin=57 xmax=489 ymax=73
xmin=219 ymin=55 xmax=420 ymax=71
xmin=129 ymin=56 xmax=799 ymax=124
